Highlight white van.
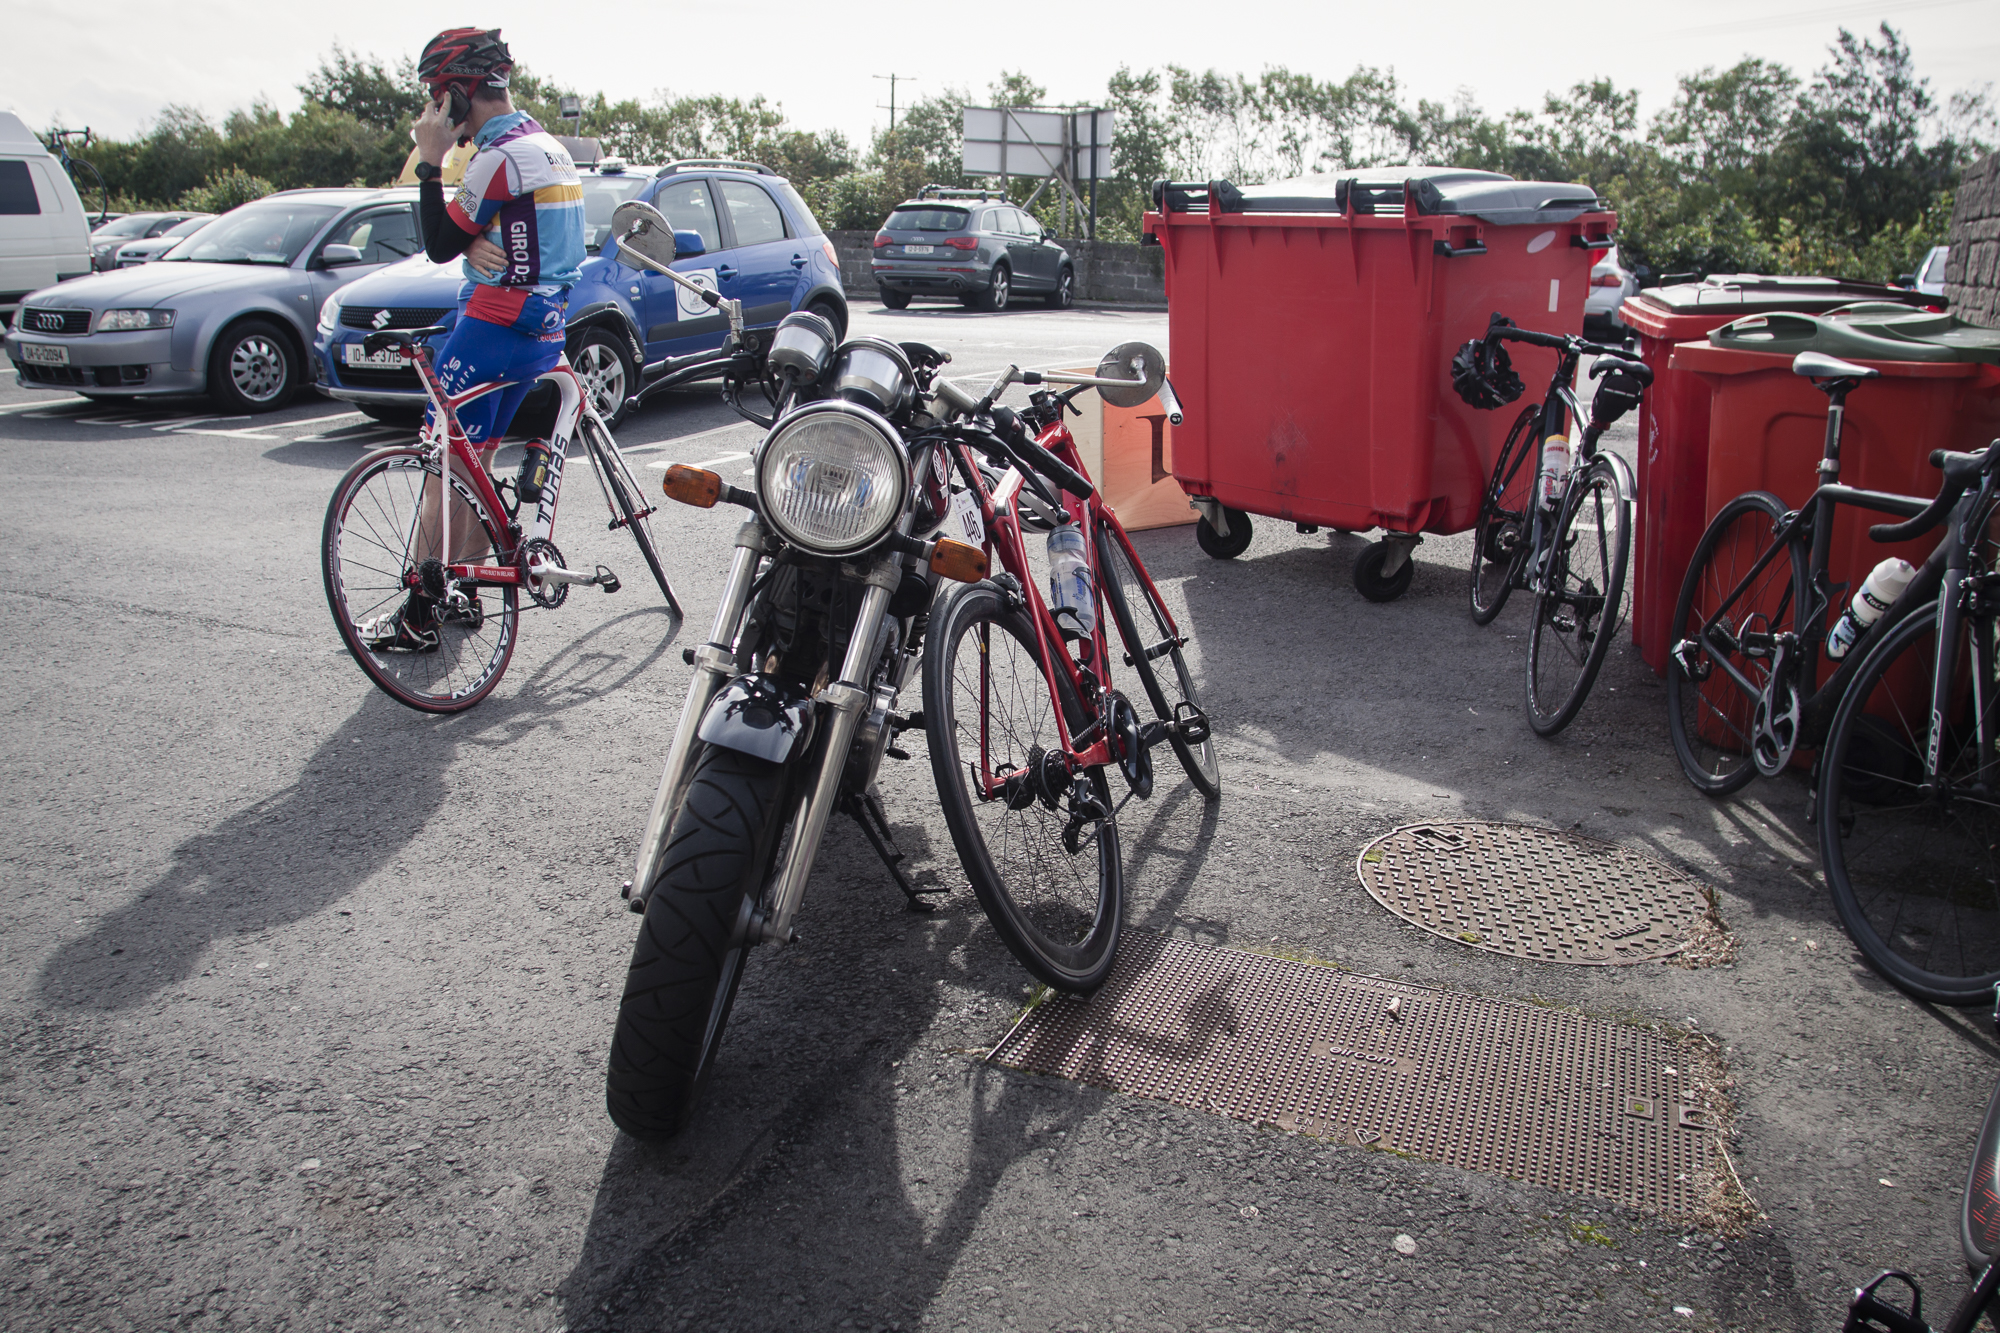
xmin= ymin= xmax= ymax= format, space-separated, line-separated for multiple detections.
xmin=0 ymin=112 xmax=92 ymax=326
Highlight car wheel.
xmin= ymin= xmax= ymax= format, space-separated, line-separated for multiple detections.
xmin=569 ymin=324 xmax=636 ymax=428
xmin=1045 ymin=265 xmax=1075 ymax=309
xmin=976 ymin=264 xmax=1010 ymax=313
xmin=806 ymin=297 xmax=848 ymax=342
xmin=879 ymin=288 xmax=910 ymax=311
xmin=206 ymin=318 xmax=297 ymax=413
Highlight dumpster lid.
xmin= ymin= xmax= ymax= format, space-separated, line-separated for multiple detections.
xmin=1211 ymin=166 xmax=1605 ymax=225
xmin=1633 ymin=275 xmax=1926 ymax=316
xmin=1709 ymin=311 xmax=1962 ymax=362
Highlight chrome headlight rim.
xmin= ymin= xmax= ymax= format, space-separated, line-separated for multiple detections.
xmin=754 ymin=400 xmax=910 ymax=556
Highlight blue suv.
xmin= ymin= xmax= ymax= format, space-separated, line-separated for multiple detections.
xmin=310 ymin=159 xmax=848 ymax=426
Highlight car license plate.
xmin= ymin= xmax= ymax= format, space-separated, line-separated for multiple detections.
xmin=946 ymin=486 xmax=983 ymax=547
xmin=20 ymin=343 xmax=68 ymax=367
xmin=903 ymin=244 xmax=934 ymax=255
xmin=344 ymin=343 xmax=406 ymax=369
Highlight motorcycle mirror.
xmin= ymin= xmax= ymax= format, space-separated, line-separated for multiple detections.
xmin=1095 ymin=341 xmax=1167 ymax=409
xmin=611 ymin=200 xmax=679 ymax=270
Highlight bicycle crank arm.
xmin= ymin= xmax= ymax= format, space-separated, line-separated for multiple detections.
xmin=527 ymin=559 xmax=621 ymax=592
xmin=1138 ymin=702 xmax=1212 ymax=750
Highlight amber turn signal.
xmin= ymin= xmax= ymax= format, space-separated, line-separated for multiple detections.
xmin=662 ymin=465 xmax=722 ymax=508
xmin=929 ymin=538 xmax=989 ymax=583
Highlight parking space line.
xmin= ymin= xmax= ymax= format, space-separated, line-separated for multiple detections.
xmin=622 ymin=422 xmax=760 ymax=456
xmin=173 ymin=427 xmax=282 ymax=441
xmin=646 ymin=450 xmax=749 ymax=471
xmin=0 ymin=399 xmax=88 ymax=416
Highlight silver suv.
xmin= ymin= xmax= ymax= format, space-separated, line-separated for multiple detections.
xmin=870 ymin=188 xmax=1073 ymax=312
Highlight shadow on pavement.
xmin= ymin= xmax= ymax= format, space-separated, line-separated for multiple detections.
xmin=35 ymin=609 xmax=676 ymax=1012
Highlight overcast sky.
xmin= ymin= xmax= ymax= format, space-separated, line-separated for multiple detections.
xmin=11 ymin=0 xmax=1998 ymax=154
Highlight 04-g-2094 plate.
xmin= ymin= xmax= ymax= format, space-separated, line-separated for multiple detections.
xmin=1356 ymin=822 xmax=1711 ymax=965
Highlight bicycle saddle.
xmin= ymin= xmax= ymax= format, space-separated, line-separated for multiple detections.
xmin=1792 ymin=350 xmax=1879 ymax=381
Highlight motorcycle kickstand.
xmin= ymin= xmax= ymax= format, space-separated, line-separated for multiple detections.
xmin=842 ymin=789 xmax=945 ymax=912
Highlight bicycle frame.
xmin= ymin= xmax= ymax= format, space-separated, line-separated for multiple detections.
xmin=950 ymin=415 xmax=1171 ymax=785
xmin=1915 ymin=481 xmax=2000 ymax=793
xmin=1498 ymin=337 xmax=1637 ymax=597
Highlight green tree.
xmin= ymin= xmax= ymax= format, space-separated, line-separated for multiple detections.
xmin=299 ymin=46 xmax=414 ymax=134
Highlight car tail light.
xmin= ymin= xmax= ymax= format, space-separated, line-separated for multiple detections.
xmin=823 ymin=239 xmax=841 ymax=267
xmin=944 ymin=236 xmax=978 ymax=250
xmin=1592 ymin=272 xmax=1623 ymax=287
xmin=873 ymin=232 xmax=893 ymax=249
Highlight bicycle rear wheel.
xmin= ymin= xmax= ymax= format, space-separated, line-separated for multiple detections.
xmin=1817 ymin=606 xmax=2000 ymax=1006
xmin=1664 ymin=492 xmax=1803 ymax=795
xmin=1525 ymin=457 xmax=1630 ymax=736
xmin=1469 ymin=403 xmax=1540 ymax=625
xmin=1094 ymin=522 xmax=1221 ymax=799
xmin=323 ymin=446 xmax=519 ymax=713
xmin=582 ymin=416 xmax=681 ymax=621
xmin=922 ymin=582 xmax=1123 ymax=992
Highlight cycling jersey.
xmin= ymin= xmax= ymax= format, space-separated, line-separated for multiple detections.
xmin=444 ymin=111 xmax=585 ymax=326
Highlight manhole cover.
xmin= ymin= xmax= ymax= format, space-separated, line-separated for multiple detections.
xmin=1355 ymin=822 xmax=1710 ymax=964
xmin=991 ymin=932 xmax=1717 ymax=1217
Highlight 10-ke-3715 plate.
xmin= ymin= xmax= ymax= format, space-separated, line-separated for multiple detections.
xmin=1356 ymin=822 xmax=1711 ymax=965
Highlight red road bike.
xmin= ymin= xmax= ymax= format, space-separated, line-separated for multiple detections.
xmin=321 ymin=324 xmax=683 ymax=712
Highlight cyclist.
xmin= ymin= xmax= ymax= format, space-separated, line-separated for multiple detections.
xmin=362 ymin=26 xmax=587 ymax=652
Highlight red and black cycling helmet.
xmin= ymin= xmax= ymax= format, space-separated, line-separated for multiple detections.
xmin=418 ymin=28 xmax=513 ymax=123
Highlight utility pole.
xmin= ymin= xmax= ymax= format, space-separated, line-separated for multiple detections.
xmin=873 ymin=74 xmax=916 ymax=133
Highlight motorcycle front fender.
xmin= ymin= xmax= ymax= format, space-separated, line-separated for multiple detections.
xmin=696 ymin=673 xmax=818 ymax=765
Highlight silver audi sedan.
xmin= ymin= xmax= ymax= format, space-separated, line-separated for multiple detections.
xmin=4 ymin=187 xmax=420 ymax=412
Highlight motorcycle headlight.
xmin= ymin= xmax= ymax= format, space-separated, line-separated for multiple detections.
xmin=755 ymin=402 xmax=908 ymax=555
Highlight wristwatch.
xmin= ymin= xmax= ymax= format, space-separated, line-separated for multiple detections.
xmin=413 ymin=161 xmax=442 ymax=183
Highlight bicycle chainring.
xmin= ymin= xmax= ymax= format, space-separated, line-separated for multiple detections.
xmin=1751 ymin=643 xmax=1802 ymax=778
xmin=520 ymin=537 xmax=569 ymax=610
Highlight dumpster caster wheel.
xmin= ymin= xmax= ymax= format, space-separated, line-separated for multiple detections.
xmin=1195 ymin=507 xmax=1252 ymax=559
xmin=1354 ymin=537 xmax=1419 ymax=603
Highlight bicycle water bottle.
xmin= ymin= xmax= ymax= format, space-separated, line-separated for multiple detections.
xmin=517 ymin=441 xmax=553 ymax=504
xmin=1826 ymin=558 xmax=1917 ymax=660
xmin=1046 ymin=523 xmax=1097 ymax=638
xmin=1540 ymin=434 xmax=1571 ymax=506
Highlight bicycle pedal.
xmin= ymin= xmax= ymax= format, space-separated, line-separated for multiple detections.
xmin=595 ymin=566 xmax=621 ymax=594
xmin=885 ymin=745 xmax=911 ymax=761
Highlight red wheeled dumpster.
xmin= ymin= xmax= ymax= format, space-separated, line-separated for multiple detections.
xmin=1618 ymin=276 xmax=1933 ymax=673
xmin=1143 ymin=168 xmax=1615 ymax=600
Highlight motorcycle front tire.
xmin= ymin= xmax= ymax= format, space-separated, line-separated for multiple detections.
xmin=606 ymin=746 xmax=790 ymax=1140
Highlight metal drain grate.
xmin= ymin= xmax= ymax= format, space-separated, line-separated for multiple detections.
xmin=991 ymin=932 xmax=1714 ymax=1217
xmin=1356 ymin=822 xmax=1710 ymax=965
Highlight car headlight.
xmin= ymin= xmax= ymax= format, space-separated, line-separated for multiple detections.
xmin=755 ymin=402 xmax=908 ymax=555
xmin=317 ymin=293 xmax=343 ymax=333
xmin=95 ymin=308 xmax=175 ymax=332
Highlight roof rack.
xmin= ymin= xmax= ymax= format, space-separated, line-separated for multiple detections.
xmin=915 ymin=185 xmax=995 ymax=201
xmin=657 ymin=159 xmax=774 ymax=176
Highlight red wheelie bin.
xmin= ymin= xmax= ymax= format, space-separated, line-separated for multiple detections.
xmin=1143 ymin=167 xmax=1615 ymax=600
xmin=1618 ymin=276 xmax=1935 ymax=672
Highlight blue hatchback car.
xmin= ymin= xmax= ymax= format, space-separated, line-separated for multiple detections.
xmin=311 ymin=159 xmax=848 ymax=426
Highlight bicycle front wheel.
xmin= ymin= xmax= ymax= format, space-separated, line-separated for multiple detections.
xmin=922 ymin=582 xmax=1123 ymax=992
xmin=1095 ymin=523 xmax=1221 ymax=799
xmin=1664 ymin=492 xmax=1803 ymax=795
xmin=583 ymin=417 xmax=681 ymax=620
xmin=323 ymin=446 xmax=519 ymax=713
xmin=1469 ymin=403 xmax=1540 ymax=625
xmin=1525 ymin=458 xmax=1631 ymax=736
xmin=1817 ymin=605 xmax=2000 ymax=1006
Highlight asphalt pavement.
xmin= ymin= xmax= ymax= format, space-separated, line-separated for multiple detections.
xmin=1 ymin=300 xmax=1994 ymax=1333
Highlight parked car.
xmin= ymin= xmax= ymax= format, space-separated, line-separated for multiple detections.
xmin=1585 ymin=244 xmax=1638 ymax=342
xmin=311 ymin=159 xmax=848 ymax=426
xmin=0 ymin=111 xmax=91 ymax=327
xmin=871 ymin=187 xmax=1074 ymax=311
xmin=87 ymin=211 xmax=207 ymax=271
xmin=1903 ymin=244 xmax=1950 ymax=299
xmin=113 ymin=214 xmax=214 ymax=267
xmin=4 ymin=187 xmax=421 ymax=411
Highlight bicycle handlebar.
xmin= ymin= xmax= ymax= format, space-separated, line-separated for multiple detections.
xmin=991 ymin=406 xmax=1094 ymax=500
xmin=1869 ymin=447 xmax=1992 ymax=543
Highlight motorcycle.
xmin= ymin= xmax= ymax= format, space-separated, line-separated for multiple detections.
xmin=598 ymin=200 xmax=1202 ymax=1140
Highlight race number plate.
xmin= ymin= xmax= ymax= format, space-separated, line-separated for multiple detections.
xmin=945 ymin=486 xmax=984 ymax=548
xmin=20 ymin=343 xmax=69 ymax=366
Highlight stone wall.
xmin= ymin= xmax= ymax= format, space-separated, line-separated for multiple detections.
xmin=826 ymin=230 xmax=1166 ymax=307
xmin=1945 ymin=151 xmax=2000 ymax=328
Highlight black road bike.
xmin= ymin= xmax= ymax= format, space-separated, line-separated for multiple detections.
xmin=1463 ymin=314 xmax=1652 ymax=734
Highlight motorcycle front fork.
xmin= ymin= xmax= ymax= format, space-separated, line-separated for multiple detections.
xmin=625 ymin=519 xmax=905 ymax=950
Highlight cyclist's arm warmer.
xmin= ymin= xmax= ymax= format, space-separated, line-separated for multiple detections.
xmin=419 ymin=179 xmax=478 ymax=264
